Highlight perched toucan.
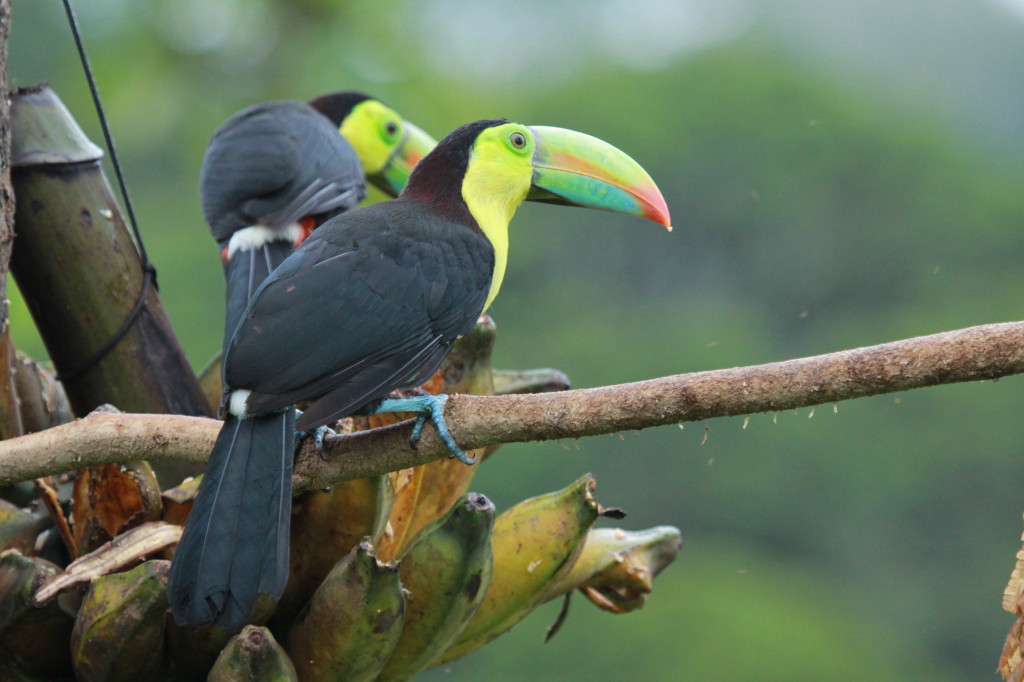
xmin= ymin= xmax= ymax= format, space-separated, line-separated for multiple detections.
xmin=199 ymin=91 xmax=436 ymax=345
xmin=167 ymin=92 xmax=435 ymax=632
xmin=169 ymin=118 xmax=670 ymax=632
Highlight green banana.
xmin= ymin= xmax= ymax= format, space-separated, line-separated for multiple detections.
xmin=434 ymin=474 xmax=601 ymax=666
xmin=70 ymin=559 xmax=170 ymax=682
xmin=0 ymin=500 xmax=49 ymax=554
xmin=0 ymin=551 xmax=74 ymax=679
xmin=209 ymin=625 xmax=298 ymax=681
xmin=378 ymin=493 xmax=495 ymax=681
xmin=286 ymin=540 xmax=405 ymax=681
xmin=272 ymin=474 xmax=393 ymax=627
xmin=165 ymin=617 xmax=234 ymax=677
xmin=543 ymin=525 xmax=682 ymax=612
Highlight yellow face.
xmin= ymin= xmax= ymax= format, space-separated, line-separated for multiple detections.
xmin=338 ymin=99 xmax=406 ymax=175
xmin=461 ymin=123 xmax=536 ymax=311
xmin=461 ymin=123 xmax=534 ymax=230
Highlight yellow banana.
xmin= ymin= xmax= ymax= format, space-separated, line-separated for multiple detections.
xmin=285 ymin=540 xmax=405 ymax=681
xmin=272 ymin=474 xmax=393 ymax=627
xmin=543 ymin=525 xmax=682 ymax=612
xmin=378 ymin=493 xmax=495 ymax=680
xmin=208 ymin=625 xmax=298 ymax=681
xmin=69 ymin=559 xmax=170 ymax=682
xmin=434 ymin=474 xmax=601 ymax=665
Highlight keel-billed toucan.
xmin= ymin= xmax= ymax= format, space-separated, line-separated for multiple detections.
xmin=167 ymin=92 xmax=435 ymax=632
xmin=169 ymin=119 xmax=670 ymax=632
xmin=199 ymin=90 xmax=436 ymax=344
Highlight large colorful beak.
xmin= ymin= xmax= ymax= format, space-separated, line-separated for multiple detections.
xmin=369 ymin=121 xmax=437 ymax=197
xmin=526 ymin=126 xmax=671 ymax=229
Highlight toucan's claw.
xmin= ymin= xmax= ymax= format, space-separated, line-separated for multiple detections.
xmin=410 ymin=413 xmax=428 ymax=450
xmin=373 ymin=394 xmax=475 ymax=465
xmin=293 ymin=409 xmax=336 ymax=460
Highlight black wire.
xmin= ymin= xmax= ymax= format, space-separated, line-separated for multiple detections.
xmin=60 ymin=0 xmax=153 ymax=276
xmin=55 ymin=272 xmax=154 ymax=384
xmin=57 ymin=0 xmax=159 ymax=381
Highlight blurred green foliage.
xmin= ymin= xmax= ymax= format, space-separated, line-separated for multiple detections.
xmin=8 ymin=1 xmax=1024 ymax=679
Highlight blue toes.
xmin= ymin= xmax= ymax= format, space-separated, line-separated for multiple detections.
xmin=293 ymin=409 xmax=336 ymax=460
xmin=372 ymin=394 xmax=475 ymax=465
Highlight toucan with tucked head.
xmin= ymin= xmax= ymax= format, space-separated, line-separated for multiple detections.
xmin=169 ymin=118 xmax=670 ymax=632
xmin=199 ymin=91 xmax=436 ymax=343
xmin=167 ymin=92 xmax=435 ymax=633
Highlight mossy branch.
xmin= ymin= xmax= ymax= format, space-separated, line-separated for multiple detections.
xmin=0 ymin=321 xmax=1021 ymax=491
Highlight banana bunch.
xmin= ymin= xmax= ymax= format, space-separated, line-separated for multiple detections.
xmin=285 ymin=540 xmax=405 ymax=681
xmin=377 ymin=492 xmax=495 ymax=680
xmin=272 ymin=473 xmax=393 ymax=627
xmin=0 ymin=551 xmax=75 ymax=680
xmin=433 ymin=474 xmax=602 ymax=665
xmin=0 ymin=314 xmax=685 ymax=679
xmin=70 ymin=559 xmax=170 ymax=682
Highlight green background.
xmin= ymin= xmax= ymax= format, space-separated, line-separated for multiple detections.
xmin=9 ymin=1 xmax=1024 ymax=679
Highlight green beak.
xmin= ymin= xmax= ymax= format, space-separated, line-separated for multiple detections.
xmin=369 ymin=121 xmax=438 ymax=197
xmin=526 ymin=126 xmax=671 ymax=229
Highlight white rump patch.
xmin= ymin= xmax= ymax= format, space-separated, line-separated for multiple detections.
xmin=228 ymin=389 xmax=252 ymax=418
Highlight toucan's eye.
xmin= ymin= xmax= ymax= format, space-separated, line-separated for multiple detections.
xmin=509 ymin=131 xmax=526 ymax=149
xmin=385 ymin=121 xmax=398 ymax=137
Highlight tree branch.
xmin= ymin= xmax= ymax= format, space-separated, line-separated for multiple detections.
xmin=1 ymin=321 xmax=1021 ymax=491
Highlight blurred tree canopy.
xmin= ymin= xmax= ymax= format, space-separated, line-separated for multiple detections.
xmin=8 ymin=1 xmax=1024 ymax=679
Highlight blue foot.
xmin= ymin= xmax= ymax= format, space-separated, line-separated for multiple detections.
xmin=293 ymin=409 xmax=336 ymax=460
xmin=371 ymin=394 xmax=475 ymax=465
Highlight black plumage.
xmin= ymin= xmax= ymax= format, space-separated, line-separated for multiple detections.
xmin=226 ymin=198 xmax=494 ymax=429
xmin=172 ymin=120 xmax=513 ymax=633
xmin=224 ymin=122 xmax=504 ymax=432
xmin=200 ymin=99 xmax=365 ymax=247
xmin=168 ymin=410 xmax=295 ymax=629
xmin=169 ymin=99 xmax=368 ymax=632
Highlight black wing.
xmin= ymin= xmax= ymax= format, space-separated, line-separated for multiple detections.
xmin=224 ymin=198 xmax=493 ymax=427
xmin=200 ymin=100 xmax=366 ymax=243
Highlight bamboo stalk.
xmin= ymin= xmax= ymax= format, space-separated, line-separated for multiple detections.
xmin=8 ymin=85 xmax=210 ymax=418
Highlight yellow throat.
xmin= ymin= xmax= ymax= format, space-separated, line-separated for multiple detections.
xmin=460 ymin=126 xmax=533 ymax=310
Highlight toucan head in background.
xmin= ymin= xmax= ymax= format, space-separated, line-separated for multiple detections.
xmin=309 ymin=91 xmax=437 ymax=196
xmin=402 ymin=119 xmax=671 ymax=311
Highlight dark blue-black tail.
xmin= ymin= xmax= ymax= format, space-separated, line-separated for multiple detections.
xmin=167 ymin=409 xmax=295 ymax=631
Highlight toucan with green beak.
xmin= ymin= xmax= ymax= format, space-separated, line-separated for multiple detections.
xmin=169 ymin=119 xmax=670 ymax=632
xmin=167 ymin=92 xmax=435 ymax=632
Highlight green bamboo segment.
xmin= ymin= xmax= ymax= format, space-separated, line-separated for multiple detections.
xmin=9 ymin=85 xmax=209 ymax=418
